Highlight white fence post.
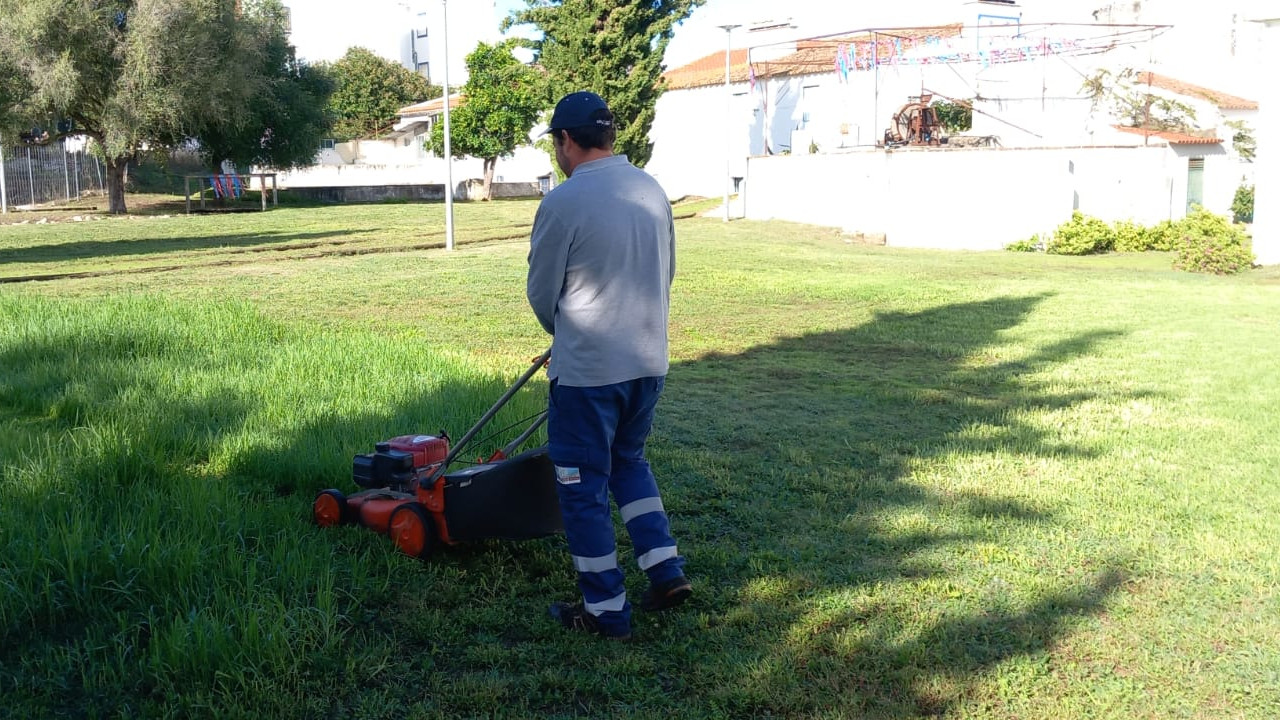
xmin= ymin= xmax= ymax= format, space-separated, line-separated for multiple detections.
xmin=0 ymin=135 xmax=8 ymax=214
xmin=62 ymin=139 xmax=71 ymax=202
xmin=26 ymin=147 xmax=35 ymax=207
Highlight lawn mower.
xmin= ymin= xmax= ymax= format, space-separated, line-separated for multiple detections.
xmin=312 ymin=350 xmax=562 ymax=558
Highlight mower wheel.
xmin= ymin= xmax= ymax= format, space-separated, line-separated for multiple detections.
xmin=313 ymin=489 xmax=351 ymax=527
xmin=388 ymin=502 xmax=436 ymax=559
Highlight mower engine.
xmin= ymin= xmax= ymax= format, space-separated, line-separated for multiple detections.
xmin=352 ymin=434 xmax=449 ymax=492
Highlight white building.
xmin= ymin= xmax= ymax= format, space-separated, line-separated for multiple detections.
xmin=281 ymin=0 xmax=498 ymax=86
xmin=276 ymin=94 xmax=553 ymax=194
xmin=1247 ymin=9 xmax=1279 ymax=265
xmin=646 ymin=0 xmax=1264 ymax=250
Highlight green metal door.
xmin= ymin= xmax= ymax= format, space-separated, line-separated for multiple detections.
xmin=1186 ymin=158 xmax=1205 ymax=214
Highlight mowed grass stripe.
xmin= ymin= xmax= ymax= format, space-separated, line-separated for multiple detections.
xmin=0 ymin=199 xmax=707 ymax=282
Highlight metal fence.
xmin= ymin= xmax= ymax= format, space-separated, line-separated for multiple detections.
xmin=0 ymin=137 xmax=105 ymax=212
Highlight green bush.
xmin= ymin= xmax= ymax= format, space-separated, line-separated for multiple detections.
xmin=1112 ymin=220 xmax=1149 ymax=252
xmin=1006 ymin=234 xmax=1043 ymax=252
xmin=1232 ymin=184 xmax=1254 ymax=224
xmin=1045 ymin=212 xmax=1115 ymax=255
xmin=1144 ymin=220 xmax=1182 ymax=252
xmin=1171 ymin=208 xmax=1255 ymax=275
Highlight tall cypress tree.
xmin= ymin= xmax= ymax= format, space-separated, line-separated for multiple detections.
xmin=505 ymin=0 xmax=705 ymax=167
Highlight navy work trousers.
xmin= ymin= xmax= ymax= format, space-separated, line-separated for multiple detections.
xmin=547 ymin=376 xmax=685 ymax=635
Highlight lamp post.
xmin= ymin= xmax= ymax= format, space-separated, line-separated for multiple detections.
xmin=716 ymin=23 xmax=741 ymax=222
xmin=440 ymin=0 xmax=455 ymax=250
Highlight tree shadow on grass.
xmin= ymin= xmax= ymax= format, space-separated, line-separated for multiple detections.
xmin=210 ymin=293 xmax=1145 ymax=718
xmin=632 ymin=294 xmax=1144 ymax=717
xmin=0 ymin=229 xmax=369 ymax=266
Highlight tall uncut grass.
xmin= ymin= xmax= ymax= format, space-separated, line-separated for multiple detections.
xmin=0 ymin=295 xmax=549 ymax=718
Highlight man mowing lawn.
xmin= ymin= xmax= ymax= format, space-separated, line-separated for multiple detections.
xmin=526 ymin=91 xmax=692 ymax=640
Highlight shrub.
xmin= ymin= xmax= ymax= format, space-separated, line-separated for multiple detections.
xmin=1006 ymin=234 xmax=1043 ymax=252
xmin=1171 ymin=208 xmax=1255 ymax=275
xmin=1232 ymin=184 xmax=1254 ymax=224
xmin=1144 ymin=220 xmax=1181 ymax=252
xmin=1045 ymin=212 xmax=1115 ymax=255
xmin=1112 ymin=220 xmax=1149 ymax=252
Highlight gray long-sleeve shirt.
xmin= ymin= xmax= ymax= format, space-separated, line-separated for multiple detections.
xmin=526 ymin=154 xmax=675 ymax=387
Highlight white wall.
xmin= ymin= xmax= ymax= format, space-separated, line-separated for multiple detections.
xmin=647 ymin=62 xmax=976 ymax=200
xmin=646 ymin=83 xmax=751 ymax=201
xmin=744 ymin=144 xmax=1228 ymax=250
xmin=277 ymin=141 xmax=551 ymax=190
xmin=1250 ymin=17 xmax=1279 ymax=264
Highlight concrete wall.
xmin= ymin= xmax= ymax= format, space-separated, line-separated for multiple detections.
xmin=287 ymin=184 xmax=447 ymax=204
xmin=744 ymin=144 xmax=1236 ymax=250
xmin=277 ymin=142 xmax=551 ymax=190
xmin=646 ymin=63 xmax=974 ymax=201
xmin=459 ymin=180 xmax=542 ymax=200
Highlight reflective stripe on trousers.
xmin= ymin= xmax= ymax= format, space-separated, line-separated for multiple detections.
xmin=548 ymin=377 xmax=686 ymax=633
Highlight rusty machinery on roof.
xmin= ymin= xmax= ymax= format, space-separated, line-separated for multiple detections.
xmin=883 ymin=93 xmax=944 ymax=147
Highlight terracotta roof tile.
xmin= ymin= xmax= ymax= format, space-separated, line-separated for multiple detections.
xmin=1135 ymin=72 xmax=1258 ymax=111
xmin=756 ymin=26 xmax=962 ymax=80
xmin=398 ymin=94 xmax=465 ymax=118
xmin=663 ymin=48 xmax=751 ymax=91
xmin=1113 ymin=125 xmax=1222 ymax=145
xmin=662 ymin=26 xmax=963 ymax=91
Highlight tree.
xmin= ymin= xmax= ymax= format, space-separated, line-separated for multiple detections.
xmin=0 ymin=0 xmax=261 ymax=214
xmin=1082 ymin=68 xmax=1198 ymax=133
xmin=196 ymin=0 xmax=335 ymax=174
xmin=326 ymin=47 xmax=438 ymax=141
xmin=425 ymin=42 xmax=547 ymax=201
xmin=504 ymin=0 xmax=705 ymax=167
xmin=933 ymin=100 xmax=973 ymax=133
xmin=0 ymin=56 xmax=30 ymax=138
xmin=1225 ymin=119 xmax=1256 ymax=161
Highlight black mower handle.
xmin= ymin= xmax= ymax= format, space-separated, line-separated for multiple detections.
xmin=424 ymin=348 xmax=551 ymax=484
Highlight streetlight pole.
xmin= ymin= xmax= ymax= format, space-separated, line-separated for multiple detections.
xmin=717 ymin=23 xmax=741 ymax=222
xmin=441 ymin=0 xmax=455 ymax=250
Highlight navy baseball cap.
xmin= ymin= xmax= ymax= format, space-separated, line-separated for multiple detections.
xmin=546 ymin=91 xmax=613 ymax=132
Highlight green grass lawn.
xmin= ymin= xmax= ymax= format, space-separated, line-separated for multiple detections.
xmin=2 ymin=197 xmax=1279 ymax=719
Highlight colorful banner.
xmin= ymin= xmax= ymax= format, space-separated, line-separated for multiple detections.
xmin=849 ymin=34 xmax=1084 ymax=69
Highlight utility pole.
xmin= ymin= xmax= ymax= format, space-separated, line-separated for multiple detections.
xmin=442 ymin=0 xmax=455 ymax=250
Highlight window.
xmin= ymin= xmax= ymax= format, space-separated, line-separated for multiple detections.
xmin=1186 ymin=158 xmax=1205 ymax=214
xmin=417 ymin=26 xmax=429 ymax=39
xmin=320 ymin=138 xmax=336 ymax=150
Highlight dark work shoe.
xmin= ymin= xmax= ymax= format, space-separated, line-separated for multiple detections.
xmin=640 ymin=575 xmax=692 ymax=612
xmin=549 ymin=602 xmax=632 ymax=640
